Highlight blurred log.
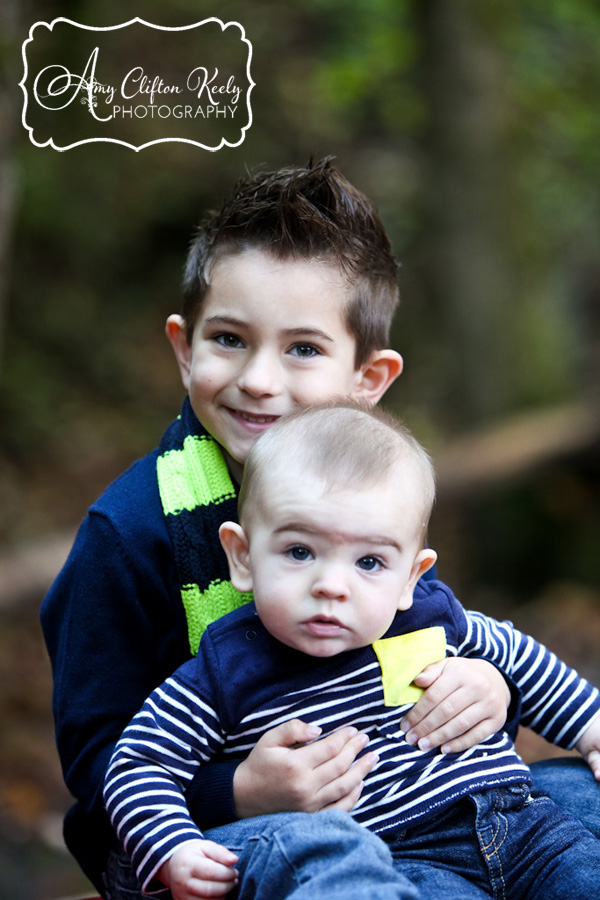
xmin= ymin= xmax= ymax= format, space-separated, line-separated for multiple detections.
xmin=0 ymin=532 xmax=75 ymax=609
xmin=0 ymin=401 xmax=599 ymax=610
xmin=435 ymin=401 xmax=600 ymax=497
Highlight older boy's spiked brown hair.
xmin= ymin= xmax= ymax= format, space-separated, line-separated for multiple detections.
xmin=181 ymin=157 xmax=400 ymax=367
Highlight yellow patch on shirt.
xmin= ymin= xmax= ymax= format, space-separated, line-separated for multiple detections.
xmin=372 ymin=627 xmax=447 ymax=706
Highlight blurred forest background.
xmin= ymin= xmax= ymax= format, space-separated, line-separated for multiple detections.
xmin=1 ymin=0 xmax=600 ymax=896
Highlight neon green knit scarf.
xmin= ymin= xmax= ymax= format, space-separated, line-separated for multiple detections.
xmin=157 ymin=398 xmax=253 ymax=654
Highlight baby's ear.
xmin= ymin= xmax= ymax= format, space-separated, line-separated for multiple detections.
xmin=165 ymin=314 xmax=192 ymax=391
xmin=397 ymin=549 xmax=438 ymax=611
xmin=219 ymin=522 xmax=253 ymax=592
xmin=352 ymin=349 xmax=403 ymax=405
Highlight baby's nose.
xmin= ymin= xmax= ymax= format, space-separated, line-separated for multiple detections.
xmin=311 ymin=568 xmax=351 ymax=601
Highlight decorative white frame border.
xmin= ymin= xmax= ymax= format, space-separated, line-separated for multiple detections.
xmin=20 ymin=17 xmax=255 ymax=152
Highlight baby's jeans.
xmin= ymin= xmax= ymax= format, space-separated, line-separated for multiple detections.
xmin=104 ymin=809 xmax=417 ymax=900
xmin=103 ymin=785 xmax=600 ymax=900
xmin=383 ymin=782 xmax=600 ymax=899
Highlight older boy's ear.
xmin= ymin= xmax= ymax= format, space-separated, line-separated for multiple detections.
xmin=397 ymin=549 xmax=438 ymax=611
xmin=219 ymin=522 xmax=254 ymax=593
xmin=353 ymin=349 xmax=403 ymax=405
xmin=165 ymin=314 xmax=192 ymax=391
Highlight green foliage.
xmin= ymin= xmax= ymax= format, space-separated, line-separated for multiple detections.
xmin=506 ymin=0 xmax=600 ymax=259
xmin=3 ymin=0 xmax=600 ymax=568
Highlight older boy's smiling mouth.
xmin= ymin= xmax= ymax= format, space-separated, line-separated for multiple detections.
xmin=227 ymin=408 xmax=282 ymax=427
xmin=238 ymin=411 xmax=280 ymax=424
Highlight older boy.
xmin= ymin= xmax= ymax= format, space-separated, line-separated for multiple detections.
xmin=41 ymin=159 xmax=595 ymax=895
xmin=105 ymin=404 xmax=600 ymax=900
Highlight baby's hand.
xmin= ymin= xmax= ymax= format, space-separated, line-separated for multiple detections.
xmin=157 ymin=839 xmax=239 ymax=900
xmin=400 ymin=657 xmax=511 ymax=754
xmin=576 ymin=715 xmax=600 ymax=781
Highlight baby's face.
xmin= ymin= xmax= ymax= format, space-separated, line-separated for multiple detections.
xmin=245 ymin=462 xmax=431 ymax=657
xmin=182 ymin=249 xmax=363 ymax=482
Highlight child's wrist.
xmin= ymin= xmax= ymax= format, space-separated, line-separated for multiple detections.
xmin=156 ymin=856 xmax=173 ymax=888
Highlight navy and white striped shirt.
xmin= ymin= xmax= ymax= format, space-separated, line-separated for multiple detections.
xmin=104 ymin=578 xmax=600 ymax=890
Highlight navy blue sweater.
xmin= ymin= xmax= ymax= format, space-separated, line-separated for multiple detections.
xmin=40 ymin=447 xmax=239 ymax=890
xmin=105 ymin=591 xmax=600 ymax=890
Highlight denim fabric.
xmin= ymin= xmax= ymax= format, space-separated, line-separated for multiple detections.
xmin=384 ymin=783 xmax=600 ymax=899
xmin=530 ymin=756 xmax=600 ymax=837
xmin=103 ymin=846 xmax=169 ymax=899
xmin=103 ymin=778 xmax=600 ymax=900
xmin=103 ymin=811 xmax=418 ymax=900
xmin=207 ymin=811 xmax=418 ymax=900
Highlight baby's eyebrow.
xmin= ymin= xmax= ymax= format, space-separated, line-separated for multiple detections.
xmin=274 ymin=522 xmax=402 ymax=552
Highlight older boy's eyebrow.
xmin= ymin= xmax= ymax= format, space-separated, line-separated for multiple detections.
xmin=203 ymin=316 xmax=334 ymax=343
xmin=203 ymin=315 xmax=247 ymax=329
xmin=274 ymin=523 xmax=402 ymax=551
xmin=284 ymin=327 xmax=334 ymax=343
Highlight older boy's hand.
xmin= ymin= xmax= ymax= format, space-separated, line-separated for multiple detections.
xmin=157 ymin=839 xmax=238 ymax=900
xmin=576 ymin=714 xmax=600 ymax=781
xmin=400 ymin=658 xmax=511 ymax=754
xmin=232 ymin=719 xmax=379 ymax=819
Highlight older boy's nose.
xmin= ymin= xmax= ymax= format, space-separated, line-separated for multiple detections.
xmin=237 ymin=351 xmax=282 ymax=397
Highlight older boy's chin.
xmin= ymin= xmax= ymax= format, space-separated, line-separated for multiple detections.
xmin=221 ymin=446 xmax=246 ymax=485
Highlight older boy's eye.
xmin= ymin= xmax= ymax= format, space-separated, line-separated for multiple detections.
xmin=215 ymin=333 xmax=244 ymax=348
xmin=357 ymin=556 xmax=382 ymax=572
xmin=290 ymin=343 xmax=319 ymax=358
xmin=287 ymin=545 xmax=313 ymax=561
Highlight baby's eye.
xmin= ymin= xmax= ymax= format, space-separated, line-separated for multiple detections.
xmin=286 ymin=545 xmax=313 ymax=561
xmin=356 ymin=556 xmax=383 ymax=572
xmin=215 ymin=333 xmax=244 ymax=348
xmin=290 ymin=343 xmax=320 ymax=359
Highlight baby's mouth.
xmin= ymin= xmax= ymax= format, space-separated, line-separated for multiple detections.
xmin=304 ymin=616 xmax=346 ymax=637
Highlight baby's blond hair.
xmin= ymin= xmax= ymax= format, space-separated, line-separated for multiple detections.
xmin=238 ymin=402 xmax=436 ymax=545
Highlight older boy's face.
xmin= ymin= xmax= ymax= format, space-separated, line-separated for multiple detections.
xmin=177 ymin=250 xmax=369 ymax=481
xmin=244 ymin=462 xmax=433 ymax=657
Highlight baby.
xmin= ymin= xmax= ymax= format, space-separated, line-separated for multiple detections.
xmin=105 ymin=403 xmax=600 ymax=899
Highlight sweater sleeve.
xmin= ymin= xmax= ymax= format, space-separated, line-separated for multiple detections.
xmin=104 ymin=658 xmax=224 ymax=891
xmin=40 ymin=453 xmax=242 ymax=887
xmin=458 ymin=605 xmax=600 ymax=749
xmin=40 ymin=454 xmax=199 ymax=885
xmin=41 ymin=502 xmax=187 ymax=818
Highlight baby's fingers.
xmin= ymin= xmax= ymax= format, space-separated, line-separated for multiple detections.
xmin=186 ymin=858 xmax=238 ymax=900
xmin=584 ymin=749 xmax=600 ymax=781
xmin=201 ymin=840 xmax=238 ymax=865
xmin=169 ymin=841 xmax=238 ymax=900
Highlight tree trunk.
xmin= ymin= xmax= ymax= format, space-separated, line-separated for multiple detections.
xmin=417 ymin=0 xmax=516 ymax=426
